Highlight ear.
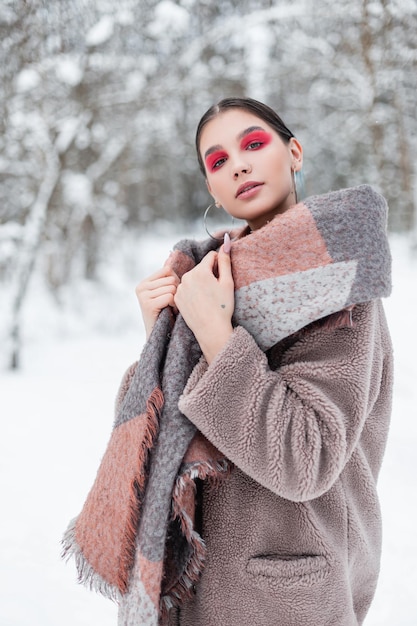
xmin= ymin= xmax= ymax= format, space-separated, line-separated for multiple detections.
xmin=289 ymin=137 xmax=303 ymax=171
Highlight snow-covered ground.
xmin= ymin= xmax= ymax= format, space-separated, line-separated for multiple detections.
xmin=1 ymin=233 xmax=416 ymax=625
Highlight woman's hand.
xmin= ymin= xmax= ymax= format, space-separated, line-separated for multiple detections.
xmin=135 ymin=266 xmax=180 ymax=339
xmin=174 ymin=245 xmax=234 ymax=364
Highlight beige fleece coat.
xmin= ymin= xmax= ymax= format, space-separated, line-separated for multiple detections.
xmin=171 ymin=299 xmax=393 ymax=626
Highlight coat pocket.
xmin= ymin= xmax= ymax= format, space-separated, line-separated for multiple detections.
xmin=246 ymin=554 xmax=330 ymax=589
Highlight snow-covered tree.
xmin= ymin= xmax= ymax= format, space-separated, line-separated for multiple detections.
xmin=1 ymin=0 xmax=416 ymax=368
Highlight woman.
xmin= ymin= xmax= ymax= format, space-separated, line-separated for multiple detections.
xmin=138 ymin=99 xmax=304 ymax=358
xmin=63 ymin=99 xmax=393 ymax=626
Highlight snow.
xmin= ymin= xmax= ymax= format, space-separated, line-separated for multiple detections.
xmin=244 ymin=25 xmax=274 ymax=102
xmin=147 ymin=1 xmax=190 ymax=37
xmin=0 ymin=223 xmax=22 ymax=271
xmin=86 ymin=15 xmax=115 ymax=47
xmin=0 ymin=2 xmax=18 ymax=26
xmin=54 ymin=57 xmax=83 ymax=87
xmin=55 ymin=116 xmax=88 ymax=155
xmin=0 ymin=233 xmax=416 ymax=625
xmin=125 ymin=71 xmax=146 ymax=97
xmin=115 ymin=9 xmax=135 ymax=26
xmin=61 ymin=171 xmax=93 ymax=207
xmin=15 ymin=68 xmax=41 ymax=93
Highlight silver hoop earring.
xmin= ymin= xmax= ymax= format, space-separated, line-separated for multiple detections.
xmin=292 ymin=169 xmax=298 ymax=204
xmin=293 ymin=168 xmax=306 ymax=203
xmin=203 ymin=203 xmax=235 ymax=241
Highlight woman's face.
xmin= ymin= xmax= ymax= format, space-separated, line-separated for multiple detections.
xmin=199 ymin=108 xmax=303 ymax=231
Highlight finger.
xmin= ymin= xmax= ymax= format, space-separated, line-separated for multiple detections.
xmin=144 ymin=276 xmax=179 ymax=292
xmin=148 ymin=284 xmax=177 ymax=299
xmin=136 ymin=274 xmax=179 ymax=296
xmin=223 ymin=232 xmax=231 ymax=254
xmin=198 ymin=250 xmax=218 ymax=269
xmin=201 ymin=250 xmax=220 ymax=278
xmin=181 ymin=251 xmax=218 ymax=282
xmin=137 ymin=286 xmax=177 ymax=308
xmin=150 ymin=293 xmax=176 ymax=309
xmin=147 ymin=266 xmax=179 ymax=283
xmin=217 ymin=246 xmax=233 ymax=282
xmin=141 ymin=293 xmax=177 ymax=320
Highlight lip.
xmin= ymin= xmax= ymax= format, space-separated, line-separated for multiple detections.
xmin=235 ymin=181 xmax=264 ymax=199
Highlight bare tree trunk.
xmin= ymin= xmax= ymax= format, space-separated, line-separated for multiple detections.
xmin=411 ymin=168 xmax=417 ymax=253
xmin=360 ymin=0 xmax=416 ymax=234
xmin=8 ymin=133 xmax=60 ymax=370
xmin=360 ymin=0 xmax=385 ymax=190
xmin=395 ymin=91 xmax=415 ymax=232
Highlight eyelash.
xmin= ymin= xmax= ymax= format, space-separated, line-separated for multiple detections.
xmin=242 ymin=132 xmax=271 ymax=151
xmin=207 ymin=153 xmax=227 ymax=172
xmin=207 ymin=132 xmax=271 ymax=172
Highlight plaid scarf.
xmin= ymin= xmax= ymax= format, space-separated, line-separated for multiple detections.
xmin=62 ymin=185 xmax=391 ymax=624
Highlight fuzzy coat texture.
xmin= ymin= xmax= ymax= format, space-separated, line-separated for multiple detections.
xmin=62 ymin=185 xmax=393 ymax=626
xmin=175 ymin=300 xmax=393 ymax=625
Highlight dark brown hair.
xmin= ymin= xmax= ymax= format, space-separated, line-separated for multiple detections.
xmin=195 ymin=97 xmax=295 ymax=175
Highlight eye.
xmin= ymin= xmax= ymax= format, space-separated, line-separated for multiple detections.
xmin=212 ymin=156 xmax=227 ymax=169
xmin=247 ymin=140 xmax=263 ymax=150
xmin=206 ymin=151 xmax=228 ymax=172
xmin=242 ymin=131 xmax=272 ymax=151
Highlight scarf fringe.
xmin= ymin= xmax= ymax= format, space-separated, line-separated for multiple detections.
xmin=160 ymin=526 xmax=206 ymax=623
xmin=159 ymin=459 xmax=231 ymax=620
xmin=61 ymin=517 xmax=122 ymax=603
xmin=120 ymin=475 xmax=143 ymax=594
xmin=136 ymin=386 xmax=164 ymax=495
xmin=118 ymin=386 xmax=165 ymax=593
xmin=171 ymin=459 xmax=231 ymax=528
xmin=62 ymin=386 xmax=165 ymax=598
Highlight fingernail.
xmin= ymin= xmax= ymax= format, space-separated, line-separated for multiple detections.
xmin=223 ymin=232 xmax=231 ymax=254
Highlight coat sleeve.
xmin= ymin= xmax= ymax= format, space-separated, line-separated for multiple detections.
xmin=178 ymin=300 xmax=393 ymax=502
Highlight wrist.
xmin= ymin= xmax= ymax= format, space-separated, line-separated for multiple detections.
xmin=143 ymin=311 xmax=157 ymax=340
xmin=195 ymin=323 xmax=234 ymax=364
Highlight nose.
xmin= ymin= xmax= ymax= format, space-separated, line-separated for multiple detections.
xmin=232 ymin=159 xmax=252 ymax=179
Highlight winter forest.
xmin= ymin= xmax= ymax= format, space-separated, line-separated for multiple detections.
xmin=1 ymin=1 xmax=417 ymax=625
xmin=1 ymin=0 xmax=417 ymax=369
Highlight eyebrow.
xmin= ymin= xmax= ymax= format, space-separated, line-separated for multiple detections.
xmin=203 ymin=125 xmax=266 ymax=160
